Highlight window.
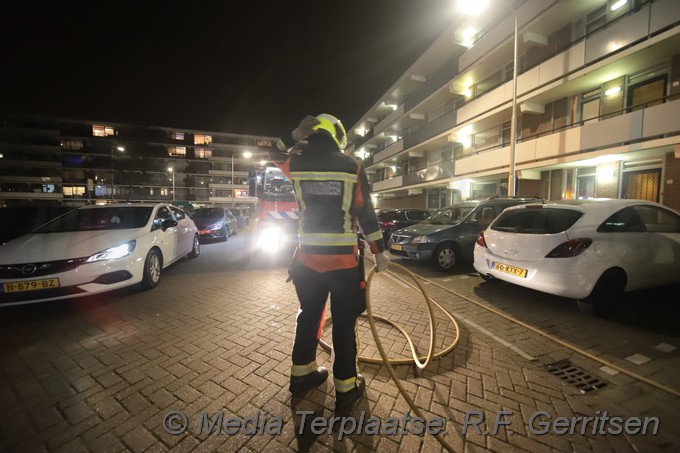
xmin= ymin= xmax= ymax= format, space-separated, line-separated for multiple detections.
xmin=172 ymin=132 xmax=185 ymax=140
xmin=632 ymin=205 xmax=680 ymax=233
xmin=194 ymin=134 xmax=213 ymax=145
xmin=61 ymin=139 xmax=83 ymax=150
xmin=580 ymin=88 xmax=601 ymax=125
xmin=493 ymin=208 xmax=583 ymax=234
xmin=195 ymin=147 xmax=212 ymax=158
xmin=585 ymin=5 xmax=606 ymax=34
xmin=92 ymin=125 xmax=115 ymax=137
xmin=63 ymin=186 xmax=86 ymax=197
xmin=168 ymin=146 xmax=186 ymax=157
xmin=597 ymin=207 xmax=645 ymax=232
xmin=576 ymin=167 xmax=596 ymax=199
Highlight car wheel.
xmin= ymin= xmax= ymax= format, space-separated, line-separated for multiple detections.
xmin=223 ymin=226 xmax=230 ymax=241
xmin=188 ymin=234 xmax=200 ymax=258
xmin=141 ymin=249 xmax=162 ymax=290
xmin=433 ymin=243 xmax=458 ymax=271
xmin=577 ymin=270 xmax=626 ymax=318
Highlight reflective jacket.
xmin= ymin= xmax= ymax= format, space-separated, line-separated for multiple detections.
xmin=269 ymin=132 xmax=385 ymax=272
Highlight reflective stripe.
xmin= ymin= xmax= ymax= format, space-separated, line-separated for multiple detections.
xmin=291 ymin=361 xmax=318 ymax=377
xmin=334 ymin=318 xmax=361 ymax=393
xmin=290 ymin=170 xmax=358 ymax=245
xmin=334 ymin=375 xmax=359 ymax=393
xmin=364 ymin=230 xmax=383 ymax=243
xmin=299 ymin=233 xmax=357 ymax=246
xmin=290 ymin=171 xmax=357 ymax=183
xmin=267 ymin=211 xmax=299 ymax=220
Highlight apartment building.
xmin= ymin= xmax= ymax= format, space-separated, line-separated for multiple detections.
xmin=347 ymin=0 xmax=680 ymax=212
xmin=0 ymin=114 xmax=276 ymax=209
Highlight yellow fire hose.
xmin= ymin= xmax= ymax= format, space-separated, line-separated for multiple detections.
xmin=319 ymin=262 xmax=460 ymax=452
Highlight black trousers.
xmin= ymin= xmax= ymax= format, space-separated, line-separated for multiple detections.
xmin=290 ymin=261 xmax=366 ymax=387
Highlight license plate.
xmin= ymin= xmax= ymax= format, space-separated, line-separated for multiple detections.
xmin=390 ymin=244 xmax=403 ymax=251
xmin=492 ymin=262 xmax=527 ymax=278
xmin=199 ymin=230 xmax=211 ymax=234
xmin=3 ymin=278 xmax=60 ymax=293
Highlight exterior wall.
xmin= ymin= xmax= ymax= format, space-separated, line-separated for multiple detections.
xmin=549 ymin=170 xmax=564 ymax=201
xmin=375 ymin=193 xmax=427 ymax=210
xmin=516 ymin=174 xmax=549 ymax=200
xmin=596 ymin=162 xmax=620 ymax=198
xmin=664 ymin=151 xmax=680 ymax=212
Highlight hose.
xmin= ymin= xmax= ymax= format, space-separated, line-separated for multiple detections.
xmin=318 ymin=262 xmax=460 ymax=452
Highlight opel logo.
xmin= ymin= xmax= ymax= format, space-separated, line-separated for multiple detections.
xmin=21 ymin=264 xmax=37 ymax=276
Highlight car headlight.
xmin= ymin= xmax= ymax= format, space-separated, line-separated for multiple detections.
xmin=86 ymin=240 xmax=136 ymax=263
xmin=257 ymin=227 xmax=282 ymax=250
xmin=207 ymin=221 xmax=225 ymax=230
xmin=410 ymin=235 xmax=430 ymax=244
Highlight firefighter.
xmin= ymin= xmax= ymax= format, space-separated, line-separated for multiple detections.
xmin=269 ymin=113 xmax=390 ymax=410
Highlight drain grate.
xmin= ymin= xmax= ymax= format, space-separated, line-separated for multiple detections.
xmin=546 ymin=359 xmax=607 ymax=393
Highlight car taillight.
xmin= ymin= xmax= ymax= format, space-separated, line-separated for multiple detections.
xmin=382 ymin=220 xmax=396 ymax=228
xmin=476 ymin=231 xmax=487 ymax=248
xmin=546 ymin=238 xmax=592 ymax=258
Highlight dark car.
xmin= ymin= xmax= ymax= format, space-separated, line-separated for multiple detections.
xmin=377 ymin=208 xmax=435 ymax=244
xmin=388 ymin=197 xmax=543 ymax=271
xmin=228 ymin=207 xmax=249 ymax=229
xmin=190 ymin=207 xmax=238 ymax=241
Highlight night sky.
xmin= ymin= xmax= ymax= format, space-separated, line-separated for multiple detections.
xmin=1 ymin=1 xmax=455 ymax=137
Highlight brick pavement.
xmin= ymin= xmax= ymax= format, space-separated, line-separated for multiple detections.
xmin=1 ymin=241 xmax=679 ymax=452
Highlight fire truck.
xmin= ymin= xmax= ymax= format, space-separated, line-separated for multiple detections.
xmin=249 ymin=166 xmax=299 ymax=252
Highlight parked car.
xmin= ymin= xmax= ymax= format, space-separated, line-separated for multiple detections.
xmin=190 ymin=207 xmax=238 ymax=241
xmin=378 ymin=208 xmax=435 ymax=244
xmin=228 ymin=207 xmax=249 ymax=229
xmin=0 ymin=205 xmax=77 ymax=244
xmin=473 ymin=199 xmax=680 ymax=316
xmin=388 ymin=197 xmax=542 ymax=271
xmin=0 ymin=203 xmax=200 ymax=306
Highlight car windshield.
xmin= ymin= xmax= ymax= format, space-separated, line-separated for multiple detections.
xmin=191 ymin=208 xmax=223 ymax=219
xmin=33 ymin=207 xmax=154 ymax=233
xmin=425 ymin=206 xmax=474 ymax=225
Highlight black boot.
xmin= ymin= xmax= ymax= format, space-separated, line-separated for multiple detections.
xmin=335 ymin=374 xmax=365 ymax=410
xmin=289 ymin=367 xmax=329 ymax=394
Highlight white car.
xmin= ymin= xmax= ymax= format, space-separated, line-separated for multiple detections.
xmin=473 ymin=199 xmax=680 ymax=316
xmin=0 ymin=203 xmax=200 ymax=306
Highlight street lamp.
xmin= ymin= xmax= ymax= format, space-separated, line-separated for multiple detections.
xmin=232 ymin=151 xmax=252 ymax=207
xmin=508 ymin=14 xmax=518 ymax=197
xmin=168 ymin=167 xmax=175 ymax=201
xmin=456 ymin=0 xmax=517 ymax=196
xmin=111 ymin=145 xmax=125 ymax=202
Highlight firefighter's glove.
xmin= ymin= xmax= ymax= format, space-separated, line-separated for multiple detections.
xmin=375 ymin=250 xmax=390 ymax=273
xmin=291 ymin=115 xmax=320 ymax=142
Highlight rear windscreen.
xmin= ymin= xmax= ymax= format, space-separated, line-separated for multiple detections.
xmin=491 ymin=208 xmax=583 ymax=234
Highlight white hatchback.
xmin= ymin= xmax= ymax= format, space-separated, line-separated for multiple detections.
xmin=473 ymin=199 xmax=680 ymax=316
xmin=0 ymin=203 xmax=200 ymax=306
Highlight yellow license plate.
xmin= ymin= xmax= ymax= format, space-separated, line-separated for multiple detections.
xmin=492 ymin=262 xmax=527 ymax=278
xmin=390 ymin=244 xmax=403 ymax=251
xmin=3 ymin=278 xmax=60 ymax=293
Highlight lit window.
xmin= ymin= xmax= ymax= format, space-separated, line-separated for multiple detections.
xmin=61 ymin=139 xmax=84 ymax=150
xmin=92 ymin=125 xmax=116 ymax=137
xmin=168 ymin=146 xmax=186 ymax=157
xmin=173 ymin=132 xmax=185 ymax=140
xmin=195 ymin=147 xmax=212 ymax=158
xmin=195 ymin=134 xmax=213 ymax=145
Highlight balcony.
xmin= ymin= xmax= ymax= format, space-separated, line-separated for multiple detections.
xmin=402 ymin=160 xmax=455 ymax=187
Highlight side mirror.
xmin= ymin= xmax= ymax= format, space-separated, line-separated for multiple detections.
xmin=161 ymin=219 xmax=178 ymax=231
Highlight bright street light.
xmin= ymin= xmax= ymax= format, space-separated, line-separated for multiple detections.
xmin=456 ymin=0 xmax=517 ymax=196
xmin=111 ymin=145 xmax=125 ymax=201
xmin=232 ymin=151 xmax=252 ymax=206
xmin=168 ymin=167 xmax=175 ymax=201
